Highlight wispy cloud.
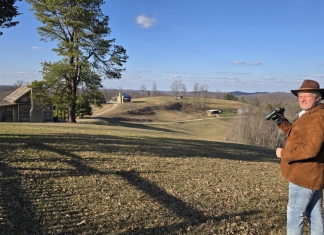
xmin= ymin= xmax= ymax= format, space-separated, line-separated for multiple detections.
xmin=233 ymin=61 xmax=246 ymax=65
xmin=260 ymin=76 xmax=275 ymax=80
xmin=133 ymin=70 xmax=152 ymax=73
xmin=233 ymin=61 xmax=263 ymax=66
xmin=169 ymin=75 xmax=182 ymax=80
xmin=233 ymin=72 xmax=251 ymax=75
xmin=31 ymin=46 xmax=45 ymax=50
xmin=295 ymin=1 xmax=304 ymax=6
xmin=248 ymin=62 xmax=263 ymax=66
xmin=314 ymin=74 xmax=324 ymax=77
xmin=210 ymin=76 xmax=240 ymax=83
xmin=136 ymin=14 xmax=157 ymax=28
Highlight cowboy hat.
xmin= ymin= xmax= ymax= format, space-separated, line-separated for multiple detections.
xmin=291 ymin=79 xmax=324 ymax=100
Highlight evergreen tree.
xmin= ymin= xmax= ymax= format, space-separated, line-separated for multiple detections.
xmin=224 ymin=93 xmax=238 ymax=101
xmin=0 ymin=0 xmax=21 ymax=35
xmin=26 ymin=0 xmax=128 ymax=122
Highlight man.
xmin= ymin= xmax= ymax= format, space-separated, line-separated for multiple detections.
xmin=275 ymin=79 xmax=324 ymax=235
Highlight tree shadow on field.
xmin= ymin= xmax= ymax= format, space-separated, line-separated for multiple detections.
xmin=116 ymin=169 xmax=262 ymax=235
xmin=0 ymin=131 xmax=278 ymax=234
xmin=0 ymin=160 xmax=43 ymax=235
xmin=78 ymin=117 xmax=182 ymax=133
xmin=0 ymin=132 xmax=277 ymax=163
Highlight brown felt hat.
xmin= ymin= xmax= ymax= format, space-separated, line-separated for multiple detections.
xmin=291 ymin=79 xmax=324 ymax=100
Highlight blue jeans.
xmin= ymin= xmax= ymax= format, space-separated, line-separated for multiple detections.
xmin=287 ymin=182 xmax=324 ymax=235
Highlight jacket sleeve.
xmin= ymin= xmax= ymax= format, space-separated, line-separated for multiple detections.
xmin=281 ymin=116 xmax=324 ymax=162
xmin=277 ymin=119 xmax=292 ymax=134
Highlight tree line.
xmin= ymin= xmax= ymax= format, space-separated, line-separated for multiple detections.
xmin=226 ymin=92 xmax=300 ymax=149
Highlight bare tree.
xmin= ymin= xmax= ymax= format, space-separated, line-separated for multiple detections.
xmin=151 ymin=81 xmax=157 ymax=97
xmin=170 ymin=80 xmax=180 ymax=97
xmin=226 ymin=92 xmax=300 ymax=149
xmin=192 ymin=82 xmax=200 ymax=108
xmin=170 ymin=79 xmax=186 ymax=98
xmin=14 ymin=80 xmax=29 ymax=88
xmin=215 ymin=89 xmax=222 ymax=99
xmin=140 ymin=85 xmax=147 ymax=97
xmin=199 ymin=84 xmax=209 ymax=109
xmin=180 ymin=82 xmax=186 ymax=97
xmin=226 ymin=107 xmax=286 ymax=148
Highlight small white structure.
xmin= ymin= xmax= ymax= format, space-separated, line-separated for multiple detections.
xmin=206 ymin=109 xmax=222 ymax=116
xmin=237 ymin=108 xmax=249 ymax=115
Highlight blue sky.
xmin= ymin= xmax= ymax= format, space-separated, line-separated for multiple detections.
xmin=1 ymin=0 xmax=324 ymax=93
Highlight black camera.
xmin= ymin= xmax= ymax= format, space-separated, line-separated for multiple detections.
xmin=265 ymin=107 xmax=285 ymax=120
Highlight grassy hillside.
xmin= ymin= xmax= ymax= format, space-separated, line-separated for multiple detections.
xmin=81 ymin=96 xmax=247 ymax=142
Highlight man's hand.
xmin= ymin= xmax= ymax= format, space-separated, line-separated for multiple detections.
xmin=276 ymin=148 xmax=283 ymax=158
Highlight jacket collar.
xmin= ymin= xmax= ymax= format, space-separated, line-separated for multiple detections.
xmin=292 ymin=103 xmax=324 ymax=126
xmin=306 ymin=103 xmax=324 ymax=114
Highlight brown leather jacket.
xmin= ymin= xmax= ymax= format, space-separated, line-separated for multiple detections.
xmin=278 ymin=103 xmax=324 ymax=190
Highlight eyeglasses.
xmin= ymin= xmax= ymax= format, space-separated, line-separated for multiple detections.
xmin=298 ymin=94 xmax=315 ymax=99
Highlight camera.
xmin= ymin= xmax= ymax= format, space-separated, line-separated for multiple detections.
xmin=265 ymin=107 xmax=285 ymax=120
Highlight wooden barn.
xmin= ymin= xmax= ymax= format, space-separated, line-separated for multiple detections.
xmin=0 ymin=86 xmax=53 ymax=122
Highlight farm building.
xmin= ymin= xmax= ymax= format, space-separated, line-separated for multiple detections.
xmin=118 ymin=92 xmax=131 ymax=102
xmin=0 ymin=85 xmax=53 ymax=122
xmin=111 ymin=92 xmax=132 ymax=103
xmin=206 ymin=109 xmax=222 ymax=116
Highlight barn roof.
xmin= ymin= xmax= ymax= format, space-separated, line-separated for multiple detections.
xmin=121 ymin=92 xmax=131 ymax=98
xmin=3 ymin=86 xmax=31 ymax=103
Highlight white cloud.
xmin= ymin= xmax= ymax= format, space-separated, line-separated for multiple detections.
xmin=314 ymin=74 xmax=324 ymax=77
xmin=169 ymin=75 xmax=182 ymax=80
xmin=233 ymin=61 xmax=263 ymax=66
xmin=248 ymin=62 xmax=263 ymax=66
xmin=260 ymin=76 xmax=274 ymax=79
xmin=31 ymin=46 xmax=45 ymax=50
xmin=136 ymin=14 xmax=157 ymax=28
xmin=210 ymin=76 xmax=239 ymax=83
xmin=233 ymin=61 xmax=246 ymax=65
xmin=233 ymin=72 xmax=251 ymax=75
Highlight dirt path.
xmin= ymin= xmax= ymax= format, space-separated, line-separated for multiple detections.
xmin=90 ymin=103 xmax=119 ymax=117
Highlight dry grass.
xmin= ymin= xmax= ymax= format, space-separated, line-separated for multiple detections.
xmin=0 ymin=98 xmax=311 ymax=234
xmin=0 ymin=120 xmax=298 ymax=235
xmin=88 ymin=97 xmax=245 ymax=125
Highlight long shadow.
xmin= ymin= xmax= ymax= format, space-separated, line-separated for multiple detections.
xmin=0 ymin=131 xmax=279 ymax=234
xmin=117 ymin=169 xmax=261 ymax=235
xmin=0 ymin=133 xmax=278 ymax=163
xmin=78 ymin=117 xmax=182 ymax=133
xmin=0 ymin=142 xmax=117 ymax=234
xmin=0 ymin=160 xmax=43 ymax=234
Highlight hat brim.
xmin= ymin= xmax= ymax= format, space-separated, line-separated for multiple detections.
xmin=291 ymin=88 xmax=324 ymax=100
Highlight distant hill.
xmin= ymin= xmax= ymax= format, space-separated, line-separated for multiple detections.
xmin=0 ymin=85 xmax=19 ymax=100
xmin=161 ymin=90 xmax=270 ymax=97
xmin=228 ymin=91 xmax=269 ymax=96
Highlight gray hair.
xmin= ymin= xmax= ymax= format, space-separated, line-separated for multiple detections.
xmin=297 ymin=91 xmax=321 ymax=100
xmin=313 ymin=91 xmax=322 ymax=100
